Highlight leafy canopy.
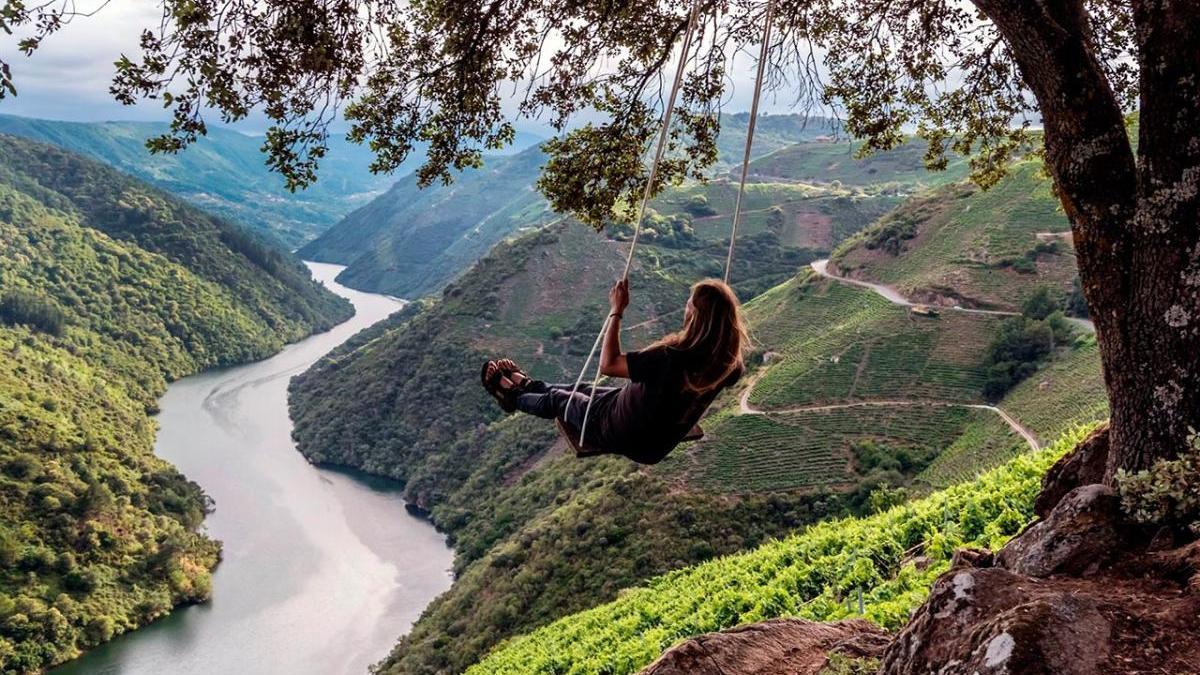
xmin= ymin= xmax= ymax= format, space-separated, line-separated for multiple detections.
xmin=1 ymin=1 xmax=1137 ymax=226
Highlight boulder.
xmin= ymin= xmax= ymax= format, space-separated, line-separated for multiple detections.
xmin=639 ymin=618 xmax=889 ymax=675
xmin=1034 ymin=424 xmax=1109 ymax=518
xmin=997 ymin=484 xmax=1126 ymax=577
xmin=879 ymin=562 xmax=1200 ymax=674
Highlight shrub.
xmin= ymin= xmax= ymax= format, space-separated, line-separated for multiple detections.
xmin=1021 ymin=286 xmax=1060 ymax=320
xmin=981 ymin=317 xmax=1053 ymax=400
xmin=863 ymin=213 xmax=918 ymax=255
xmin=1117 ymin=430 xmax=1200 ymax=536
xmin=684 ymin=194 xmax=717 ymax=217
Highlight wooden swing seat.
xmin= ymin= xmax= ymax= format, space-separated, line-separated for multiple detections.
xmin=556 ymin=418 xmax=704 ymax=458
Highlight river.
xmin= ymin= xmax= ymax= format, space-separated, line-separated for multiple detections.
xmin=53 ymin=263 xmax=454 ymax=675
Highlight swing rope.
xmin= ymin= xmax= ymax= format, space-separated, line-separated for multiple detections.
xmin=567 ymin=0 xmax=775 ymax=448
xmin=725 ymin=0 xmax=775 ymax=284
xmin=566 ymin=0 xmax=701 ymax=447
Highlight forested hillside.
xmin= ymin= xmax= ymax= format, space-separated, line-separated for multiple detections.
xmin=0 ymin=114 xmax=397 ymax=247
xmin=298 ymin=147 xmax=554 ymax=298
xmin=0 ymin=135 xmax=351 ymax=670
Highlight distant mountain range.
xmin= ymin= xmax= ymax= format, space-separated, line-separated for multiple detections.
xmin=0 ymin=113 xmax=542 ymax=248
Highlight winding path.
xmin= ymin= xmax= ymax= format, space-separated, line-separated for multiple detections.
xmin=735 ymin=373 xmax=1041 ymax=451
xmin=809 ymin=258 xmax=1095 ymax=332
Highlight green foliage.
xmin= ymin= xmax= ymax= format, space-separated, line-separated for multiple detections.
xmin=464 ymin=427 xmax=1095 ymax=675
xmin=1117 ymin=430 xmax=1200 ymax=536
xmin=1021 ymin=286 xmax=1060 ymax=320
xmin=0 ymin=135 xmax=349 ymax=671
xmin=683 ymin=194 xmax=717 ymax=217
xmin=988 ymin=314 xmax=1056 ymax=398
xmin=862 ymin=211 xmax=918 ymax=254
xmin=0 ymin=290 xmax=65 ymax=336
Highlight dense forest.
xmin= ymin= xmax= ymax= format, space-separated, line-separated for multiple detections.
xmin=0 ymin=134 xmax=351 ymax=670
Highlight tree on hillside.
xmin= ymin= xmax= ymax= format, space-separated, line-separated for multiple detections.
xmin=4 ymin=0 xmax=1196 ymax=482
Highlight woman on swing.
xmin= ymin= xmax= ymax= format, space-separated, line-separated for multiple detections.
xmin=481 ymin=277 xmax=748 ymax=465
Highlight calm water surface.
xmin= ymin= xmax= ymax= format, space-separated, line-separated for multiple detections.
xmin=53 ymin=262 xmax=453 ymax=675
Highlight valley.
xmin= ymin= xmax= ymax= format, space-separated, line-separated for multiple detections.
xmin=51 ymin=264 xmax=452 ymax=675
xmin=2 ymin=2 xmax=1190 ymax=672
xmin=287 ymin=129 xmax=1108 ymax=673
xmin=1 ymin=113 xmax=1110 ymax=675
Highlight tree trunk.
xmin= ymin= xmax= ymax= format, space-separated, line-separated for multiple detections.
xmin=972 ymin=0 xmax=1200 ymax=481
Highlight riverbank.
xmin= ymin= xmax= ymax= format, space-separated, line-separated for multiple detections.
xmin=51 ymin=263 xmax=454 ymax=675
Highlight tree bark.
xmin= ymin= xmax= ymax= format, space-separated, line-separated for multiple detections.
xmin=972 ymin=0 xmax=1200 ymax=480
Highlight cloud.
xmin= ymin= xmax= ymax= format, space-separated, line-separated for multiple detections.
xmin=0 ymin=2 xmax=167 ymax=121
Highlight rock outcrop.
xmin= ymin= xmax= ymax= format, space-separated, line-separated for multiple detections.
xmin=1033 ymin=424 xmax=1110 ymax=518
xmin=880 ymin=480 xmax=1200 ymax=674
xmin=640 ymin=618 xmax=889 ymax=675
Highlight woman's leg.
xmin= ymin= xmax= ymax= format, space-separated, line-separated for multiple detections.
xmin=514 ymin=383 xmax=589 ymax=421
xmin=515 ymin=382 xmax=620 ymax=425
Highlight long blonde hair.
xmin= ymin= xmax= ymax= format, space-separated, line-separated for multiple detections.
xmin=650 ymin=279 xmax=749 ymax=393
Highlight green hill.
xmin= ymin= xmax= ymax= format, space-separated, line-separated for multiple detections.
xmin=0 ymin=114 xmax=397 ymax=247
xmin=289 ymin=142 xmax=1108 ymax=673
xmin=290 ymin=219 xmax=906 ymax=673
xmin=298 ymin=146 xmax=555 ymax=298
xmin=464 ymin=426 xmax=1092 ymax=675
xmin=712 ymin=114 xmax=841 ymax=171
xmin=829 ymin=160 xmax=1077 ymax=311
xmin=0 ymin=134 xmax=351 ymax=670
xmin=746 ymin=137 xmax=971 ymax=187
xmin=298 ymin=116 xmax=877 ymax=300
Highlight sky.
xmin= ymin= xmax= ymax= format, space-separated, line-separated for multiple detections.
xmin=0 ymin=2 xmax=795 ymax=132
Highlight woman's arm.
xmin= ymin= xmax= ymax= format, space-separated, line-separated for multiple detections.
xmin=600 ymin=279 xmax=630 ymax=378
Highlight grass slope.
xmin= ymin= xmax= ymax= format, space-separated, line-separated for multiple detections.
xmin=0 ymin=136 xmax=350 ymax=671
xmin=747 ymin=137 xmax=970 ymax=188
xmin=830 ymin=160 xmax=1077 ymax=311
xmin=464 ymin=426 xmax=1095 ymax=675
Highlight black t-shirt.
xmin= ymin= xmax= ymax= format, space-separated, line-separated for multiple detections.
xmin=597 ymin=346 xmax=742 ymax=456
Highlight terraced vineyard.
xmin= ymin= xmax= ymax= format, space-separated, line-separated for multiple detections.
xmin=831 ymin=161 xmax=1078 ymax=310
xmin=743 ymin=274 xmax=1001 ymax=409
xmin=1001 ymin=337 xmax=1108 ymax=442
xmin=746 ymin=137 xmax=971 ymax=187
xmin=649 ymin=181 xmax=900 ymax=250
xmin=680 ymin=405 xmax=1015 ymax=493
xmin=917 ymin=414 xmax=1029 ymax=487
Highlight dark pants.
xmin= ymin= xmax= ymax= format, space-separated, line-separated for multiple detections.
xmin=515 ymin=381 xmax=619 ymax=430
xmin=516 ymin=381 xmax=672 ymax=465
